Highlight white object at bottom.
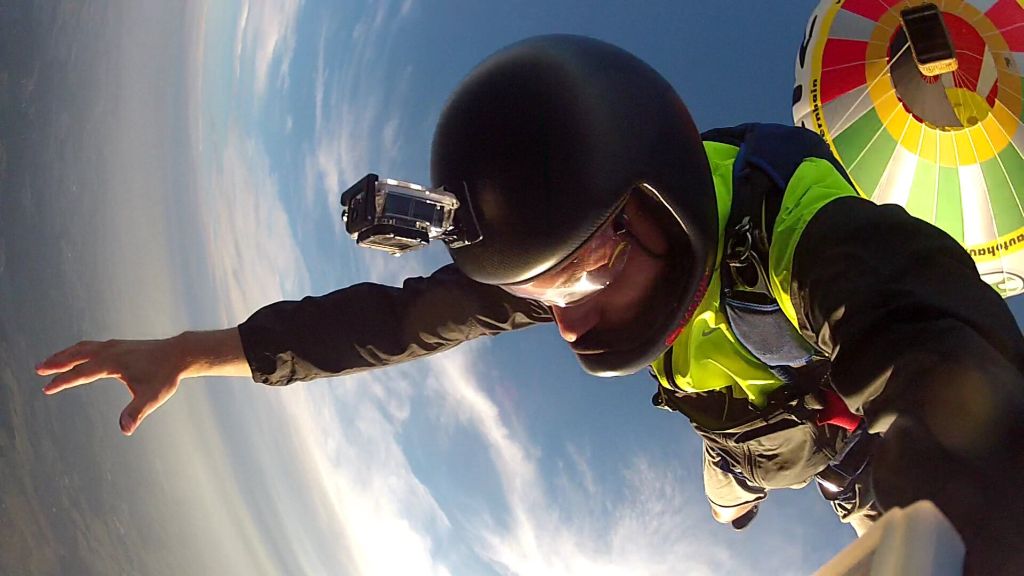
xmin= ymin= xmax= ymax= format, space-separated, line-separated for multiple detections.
xmin=815 ymin=500 xmax=965 ymax=576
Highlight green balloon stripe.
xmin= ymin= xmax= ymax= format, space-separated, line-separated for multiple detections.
xmin=935 ymin=165 xmax=965 ymax=243
xmin=905 ymin=157 xmax=938 ymax=224
xmin=833 ymin=107 xmax=879 ymax=167
xmin=834 ymin=108 xmax=895 ymax=198
xmin=984 ymin=147 xmax=1024 ymax=236
xmin=858 ymin=133 xmax=900 ymax=199
xmin=999 ymin=142 xmax=1024 ymax=187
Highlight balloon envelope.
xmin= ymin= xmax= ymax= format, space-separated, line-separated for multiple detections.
xmin=793 ymin=0 xmax=1024 ymax=298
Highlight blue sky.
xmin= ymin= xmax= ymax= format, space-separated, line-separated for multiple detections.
xmin=14 ymin=0 xmax=1020 ymax=574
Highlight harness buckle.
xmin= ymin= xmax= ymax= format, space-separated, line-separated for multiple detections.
xmin=725 ymin=217 xmax=754 ymax=265
xmin=725 ymin=217 xmax=773 ymax=297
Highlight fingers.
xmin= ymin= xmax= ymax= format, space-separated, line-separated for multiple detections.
xmin=36 ymin=340 xmax=104 ymax=376
xmin=42 ymin=361 xmax=115 ymax=395
xmin=119 ymin=393 xmax=170 ymax=436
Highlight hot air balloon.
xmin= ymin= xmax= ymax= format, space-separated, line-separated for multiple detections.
xmin=793 ymin=0 xmax=1024 ymax=297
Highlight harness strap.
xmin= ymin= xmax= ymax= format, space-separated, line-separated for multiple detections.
xmin=723 ymin=167 xmax=773 ymax=303
xmin=722 ymin=165 xmax=819 ymax=369
xmin=816 ymin=424 xmax=876 ymax=498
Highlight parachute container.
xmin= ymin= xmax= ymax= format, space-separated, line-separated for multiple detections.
xmin=794 ymin=0 xmax=1024 ymax=297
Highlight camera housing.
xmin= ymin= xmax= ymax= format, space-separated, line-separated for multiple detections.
xmin=341 ymin=174 xmax=481 ymax=256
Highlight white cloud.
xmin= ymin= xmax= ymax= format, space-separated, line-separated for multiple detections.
xmin=233 ymin=0 xmax=303 ymax=101
xmin=233 ymin=0 xmax=249 ymax=82
xmin=424 ymin=352 xmax=739 ymax=576
xmin=306 ymin=0 xmax=416 ymax=233
xmin=192 ymin=109 xmax=453 ymax=573
xmin=313 ymin=24 xmax=327 ymax=141
xmin=197 ymin=126 xmax=311 ymax=324
xmin=278 ymin=377 xmax=457 ymax=576
xmin=184 ymin=0 xmax=210 ymax=154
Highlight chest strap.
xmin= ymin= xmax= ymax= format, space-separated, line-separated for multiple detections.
xmin=722 ymin=167 xmax=818 ymax=370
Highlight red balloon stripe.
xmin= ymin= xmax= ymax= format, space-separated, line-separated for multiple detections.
xmin=945 ymin=13 xmax=988 ymax=92
xmin=985 ymin=0 xmax=1024 ymax=52
xmin=821 ymin=38 xmax=870 ymax=104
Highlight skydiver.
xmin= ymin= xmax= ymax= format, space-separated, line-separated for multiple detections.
xmin=36 ymin=36 xmax=1024 ymax=574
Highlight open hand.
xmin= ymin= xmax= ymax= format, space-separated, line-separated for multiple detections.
xmin=36 ymin=339 xmax=184 ymax=436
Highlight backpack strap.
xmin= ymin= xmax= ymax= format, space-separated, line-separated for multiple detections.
xmin=722 ymin=166 xmax=774 ymax=304
xmin=712 ymin=126 xmax=825 ymax=371
xmin=702 ymin=123 xmax=856 ymax=193
xmin=706 ymin=122 xmax=853 ymax=309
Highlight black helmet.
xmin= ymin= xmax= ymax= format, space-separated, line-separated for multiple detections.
xmin=431 ymin=35 xmax=717 ymax=376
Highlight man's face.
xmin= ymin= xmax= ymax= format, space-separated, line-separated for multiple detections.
xmin=551 ymin=197 xmax=670 ymax=353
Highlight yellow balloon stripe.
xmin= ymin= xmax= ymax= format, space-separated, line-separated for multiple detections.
xmin=901 ymin=115 xmax=926 ymax=155
xmin=919 ymin=125 xmax=939 ymax=164
xmin=879 ymin=89 xmax=906 ymax=127
xmin=940 ymin=130 xmax=959 ymax=167
xmin=992 ymin=97 xmax=1020 ymax=131
xmin=966 ymin=227 xmax=1024 ymax=263
xmin=975 ymin=116 xmax=1006 ymax=155
xmin=955 ymin=127 xmax=980 ymax=164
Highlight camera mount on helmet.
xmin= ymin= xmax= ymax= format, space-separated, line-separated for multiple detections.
xmin=340 ymin=173 xmax=482 ymax=256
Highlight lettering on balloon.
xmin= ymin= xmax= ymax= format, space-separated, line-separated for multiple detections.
xmin=968 ymin=232 xmax=1024 ymax=259
xmin=809 ymin=78 xmax=826 ymax=140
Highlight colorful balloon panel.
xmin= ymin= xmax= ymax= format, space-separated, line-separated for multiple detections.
xmin=794 ymin=0 xmax=1024 ymax=298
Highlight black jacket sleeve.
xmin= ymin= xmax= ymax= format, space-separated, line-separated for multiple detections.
xmin=237 ymin=263 xmax=553 ymax=386
xmin=791 ymin=196 xmax=1024 ymax=575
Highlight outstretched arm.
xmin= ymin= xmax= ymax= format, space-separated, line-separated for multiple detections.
xmin=239 ymin=263 xmax=552 ymax=386
xmin=38 ymin=264 xmax=551 ymax=434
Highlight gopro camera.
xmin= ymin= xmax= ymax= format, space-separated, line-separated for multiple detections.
xmin=341 ymin=174 xmax=482 ymax=256
xmin=899 ymin=3 xmax=958 ymax=77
